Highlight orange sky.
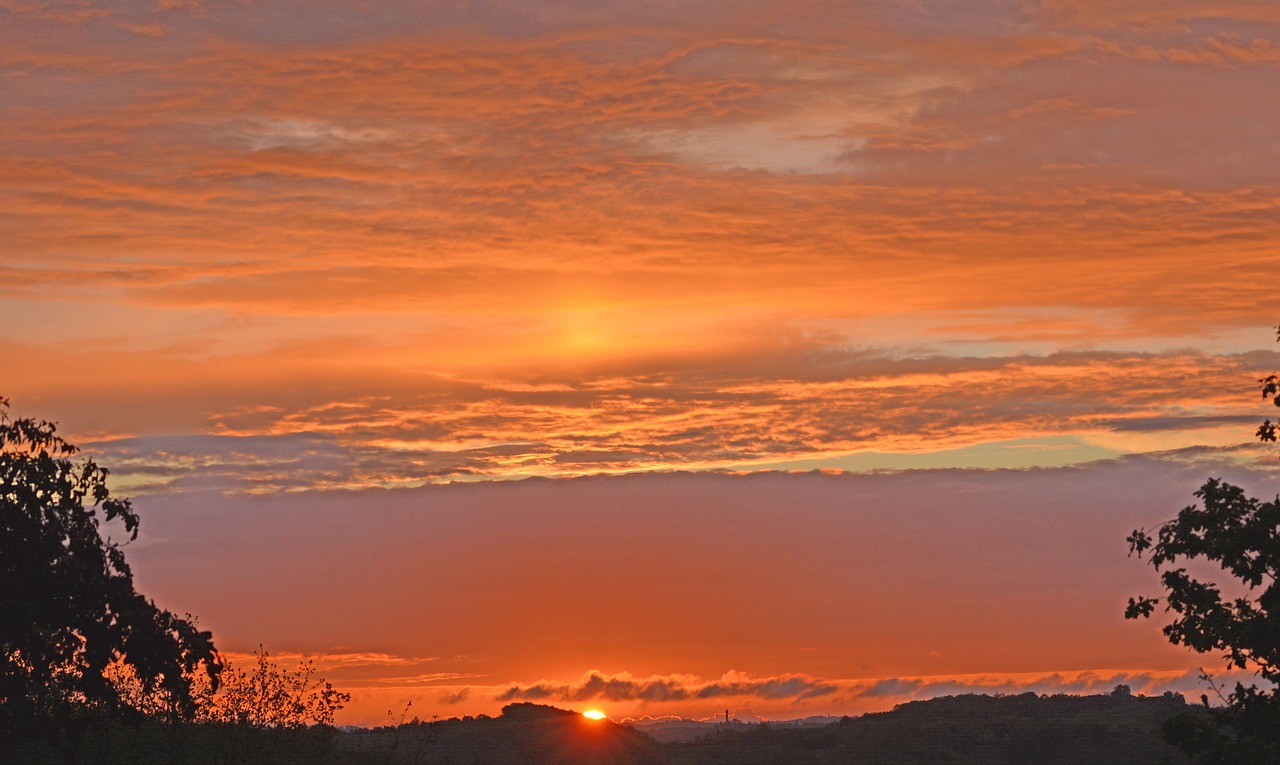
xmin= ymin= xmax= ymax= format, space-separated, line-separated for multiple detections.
xmin=3 ymin=0 xmax=1280 ymax=724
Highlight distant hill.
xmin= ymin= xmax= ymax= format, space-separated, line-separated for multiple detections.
xmin=630 ymin=714 xmax=843 ymax=744
xmin=665 ymin=691 xmax=1202 ymax=765
xmin=343 ymin=702 xmax=667 ymax=765
xmin=344 ymin=692 xmax=1200 ymax=765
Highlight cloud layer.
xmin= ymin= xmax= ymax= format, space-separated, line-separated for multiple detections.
xmin=52 ymin=346 xmax=1276 ymax=491
xmin=5 ymin=0 xmax=1278 ymax=490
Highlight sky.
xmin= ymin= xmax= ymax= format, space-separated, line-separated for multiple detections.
xmin=3 ymin=0 xmax=1280 ymax=725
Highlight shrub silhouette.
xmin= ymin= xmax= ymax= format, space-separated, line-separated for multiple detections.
xmin=201 ymin=647 xmax=350 ymax=728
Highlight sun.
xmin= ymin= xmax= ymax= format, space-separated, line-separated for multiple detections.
xmin=582 ymin=709 xmax=607 ymax=720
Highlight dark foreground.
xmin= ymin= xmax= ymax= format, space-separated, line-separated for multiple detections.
xmin=6 ymin=692 xmax=1200 ymax=765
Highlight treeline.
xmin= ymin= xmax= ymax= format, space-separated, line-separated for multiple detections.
xmin=3 ymin=718 xmax=349 ymax=765
xmin=668 ymin=690 xmax=1201 ymax=765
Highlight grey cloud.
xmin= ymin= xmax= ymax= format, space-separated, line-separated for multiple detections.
xmin=496 ymin=684 xmax=558 ymax=702
xmin=497 ymin=671 xmax=837 ymax=705
xmin=570 ymin=674 xmax=693 ymax=702
xmin=697 ymin=676 xmax=839 ymax=701
xmin=863 ymin=678 xmax=924 ymax=697
xmin=1102 ymin=415 xmax=1256 ymax=432
xmin=852 ymin=669 xmax=1226 ymax=703
xmin=495 ymin=667 xmax=1222 ymax=710
xmin=841 ymin=43 xmax=1280 ymax=189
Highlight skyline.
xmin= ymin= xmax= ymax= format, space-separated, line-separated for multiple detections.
xmin=4 ymin=0 xmax=1280 ymax=724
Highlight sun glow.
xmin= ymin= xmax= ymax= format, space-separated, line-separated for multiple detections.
xmin=582 ymin=709 xmax=607 ymax=720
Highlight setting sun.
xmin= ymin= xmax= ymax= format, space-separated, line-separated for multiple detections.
xmin=582 ymin=710 xmax=607 ymax=721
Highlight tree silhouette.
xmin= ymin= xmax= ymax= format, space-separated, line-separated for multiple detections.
xmin=0 ymin=398 xmax=220 ymax=735
xmin=1125 ymin=332 xmax=1280 ymax=763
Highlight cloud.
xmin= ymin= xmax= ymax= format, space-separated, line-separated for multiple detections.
xmin=496 ymin=670 xmax=837 ymax=705
xmin=698 ymin=673 xmax=840 ymax=701
xmin=210 ymin=649 xmax=465 ymax=688
xmin=849 ymin=667 xmax=1260 ymax=704
xmin=492 ymin=666 xmax=1258 ymax=712
xmin=3 ymin=1 xmax=1278 ymax=332
xmin=52 ymin=346 xmax=1274 ymax=492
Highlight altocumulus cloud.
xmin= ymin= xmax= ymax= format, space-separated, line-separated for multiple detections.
xmin=79 ymin=347 xmax=1275 ymax=493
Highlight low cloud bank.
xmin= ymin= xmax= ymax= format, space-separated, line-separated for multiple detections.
xmin=491 ymin=667 xmax=1234 ymax=709
xmin=497 ymin=670 xmax=837 ymax=704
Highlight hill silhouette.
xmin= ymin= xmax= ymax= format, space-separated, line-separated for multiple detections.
xmin=343 ymin=692 xmax=1200 ymax=765
xmin=344 ymin=702 xmax=666 ymax=765
xmin=668 ymin=690 xmax=1202 ymax=765
xmin=5 ymin=693 xmax=1203 ymax=763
